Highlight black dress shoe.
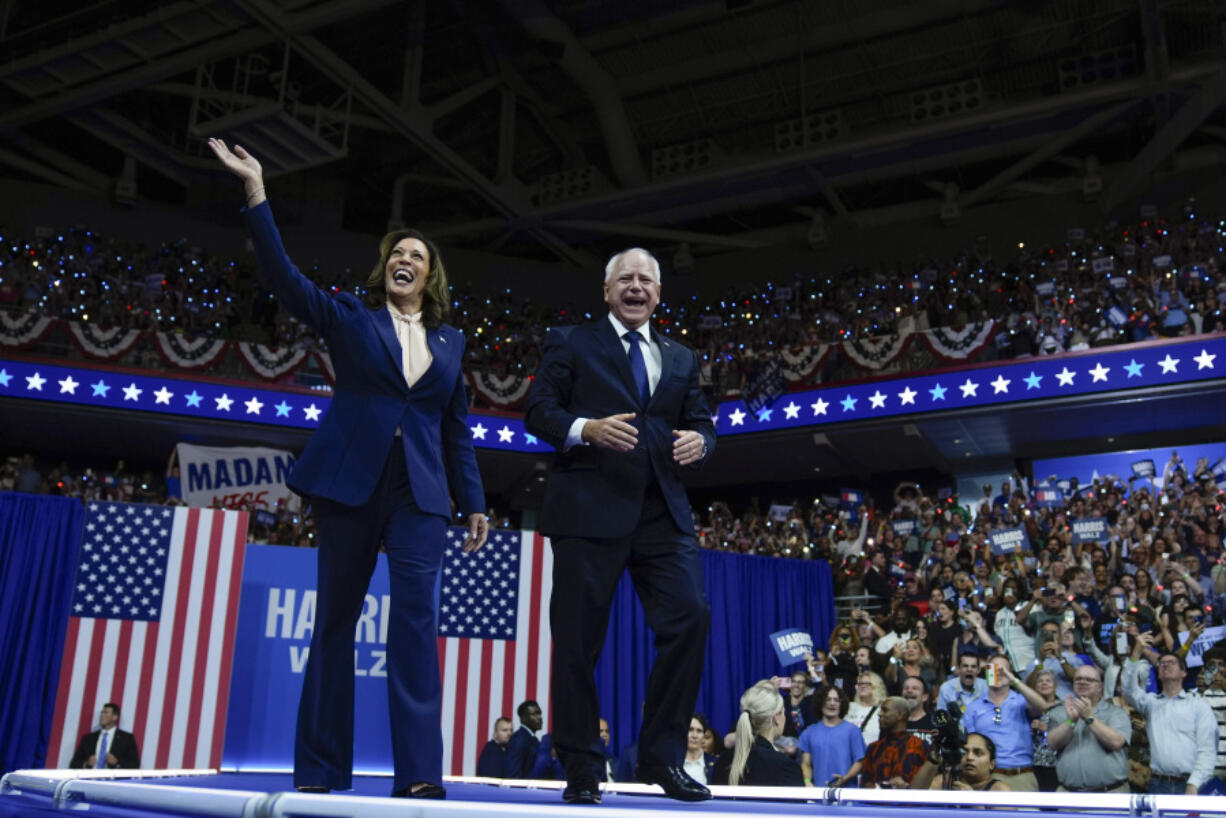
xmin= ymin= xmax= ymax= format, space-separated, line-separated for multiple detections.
xmin=636 ymin=764 xmax=711 ymax=801
xmin=295 ymin=785 xmax=330 ymax=794
xmin=562 ymin=774 xmax=602 ymax=805
xmin=391 ymin=782 xmax=447 ymax=799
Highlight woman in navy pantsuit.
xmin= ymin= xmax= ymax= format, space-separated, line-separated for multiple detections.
xmin=209 ymin=139 xmax=488 ymax=799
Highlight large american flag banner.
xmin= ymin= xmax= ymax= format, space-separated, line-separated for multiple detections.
xmin=46 ymin=502 xmax=248 ymax=769
xmin=438 ymin=527 xmax=552 ymax=776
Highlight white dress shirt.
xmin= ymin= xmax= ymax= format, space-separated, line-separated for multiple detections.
xmin=564 ymin=313 xmax=662 ymax=450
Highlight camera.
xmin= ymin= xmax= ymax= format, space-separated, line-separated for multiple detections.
xmin=931 ymin=702 xmax=965 ymax=783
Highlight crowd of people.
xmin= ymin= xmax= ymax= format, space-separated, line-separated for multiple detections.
xmin=11 ymin=445 xmax=1226 ymax=794
xmin=3 ymin=201 xmax=1225 ymax=402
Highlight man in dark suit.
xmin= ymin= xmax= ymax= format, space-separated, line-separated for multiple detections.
xmin=504 ymin=700 xmax=543 ymax=779
xmin=69 ymin=703 xmax=140 ymax=769
xmin=525 ymin=247 xmax=716 ymax=804
xmin=476 ymin=717 xmax=513 ymax=777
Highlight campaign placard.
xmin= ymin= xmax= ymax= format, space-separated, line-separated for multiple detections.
xmin=769 ymin=628 xmax=814 ymax=667
xmin=1033 ymin=486 xmax=1064 ymax=508
xmin=989 ymin=526 xmax=1030 ymax=555
xmin=1181 ymin=625 xmax=1226 ymax=668
xmin=892 ymin=518 xmax=917 ymax=538
xmin=1070 ymin=516 xmax=1109 ymax=544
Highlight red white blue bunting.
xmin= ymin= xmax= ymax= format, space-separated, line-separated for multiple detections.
xmin=153 ymin=331 xmax=228 ymax=370
xmin=235 ymin=342 xmax=309 ymax=381
xmin=0 ymin=309 xmax=54 ymax=348
xmin=841 ymin=332 xmax=911 ymax=371
xmin=467 ymin=370 xmax=532 ymax=409
xmin=66 ymin=321 xmax=144 ymax=360
xmin=918 ymin=321 xmax=997 ymax=361
xmin=779 ymin=342 xmax=830 ymax=382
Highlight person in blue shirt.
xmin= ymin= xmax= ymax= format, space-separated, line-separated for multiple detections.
xmin=963 ymin=655 xmax=1042 ymax=791
xmin=798 ymin=685 xmax=865 ymax=787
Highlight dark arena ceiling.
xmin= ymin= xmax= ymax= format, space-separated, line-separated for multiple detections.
xmin=2 ymin=0 xmax=1226 ymax=269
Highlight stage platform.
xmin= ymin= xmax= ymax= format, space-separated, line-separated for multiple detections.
xmin=3 ymin=769 xmax=1225 ymax=818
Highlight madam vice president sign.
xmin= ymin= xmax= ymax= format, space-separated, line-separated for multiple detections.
xmin=177 ymin=443 xmax=297 ymax=510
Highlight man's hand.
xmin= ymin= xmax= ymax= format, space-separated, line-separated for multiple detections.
xmin=672 ymin=429 xmax=704 ymax=465
xmin=85 ymin=754 xmax=97 ymax=768
xmin=582 ymin=413 xmax=638 ymax=451
xmin=1186 ymin=783 xmax=1199 ymax=795
xmin=105 ymin=752 xmax=118 ymax=766
xmin=462 ymin=512 xmax=489 ymax=553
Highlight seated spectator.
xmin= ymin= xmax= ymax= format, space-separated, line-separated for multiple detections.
xmin=711 ymin=680 xmax=804 ymax=787
xmin=69 ymin=702 xmax=140 ymax=769
xmin=859 ymin=697 xmax=929 ymax=788
xmin=797 ymin=685 xmax=865 ymax=787
xmin=504 ymin=700 xmax=542 ymax=779
xmin=684 ymin=714 xmax=718 ymax=785
xmin=476 ymin=716 xmax=512 ymax=777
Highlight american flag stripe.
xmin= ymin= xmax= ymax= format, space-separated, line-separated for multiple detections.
xmin=437 ymin=530 xmax=553 ymax=776
xmin=47 ymin=503 xmax=247 ymax=770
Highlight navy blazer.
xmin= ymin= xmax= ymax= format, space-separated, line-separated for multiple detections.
xmin=503 ymin=726 xmax=539 ymax=778
xmin=243 ymin=202 xmax=484 ymax=515
xmin=524 ymin=318 xmax=715 ymax=538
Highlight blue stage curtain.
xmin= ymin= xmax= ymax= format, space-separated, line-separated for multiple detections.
xmin=0 ymin=493 xmax=85 ymax=774
xmin=594 ymin=551 xmax=834 ymax=758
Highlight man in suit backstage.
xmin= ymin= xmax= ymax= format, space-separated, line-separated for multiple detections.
xmin=70 ymin=702 xmax=140 ymax=769
xmin=525 ymin=247 xmax=716 ymax=805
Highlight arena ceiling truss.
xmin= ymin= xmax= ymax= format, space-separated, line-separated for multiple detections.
xmin=1 ymin=0 xmax=1225 ymax=264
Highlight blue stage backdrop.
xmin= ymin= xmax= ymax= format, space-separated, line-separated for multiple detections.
xmin=595 ymin=551 xmax=835 ymax=751
xmin=222 ymin=542 xmax=834 ymax=775
xmin=0 ymin=493 xmax=84 ymax=776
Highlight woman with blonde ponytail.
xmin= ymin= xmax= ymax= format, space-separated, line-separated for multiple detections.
xmin=711 ymin=681 xmax=804 ymax=787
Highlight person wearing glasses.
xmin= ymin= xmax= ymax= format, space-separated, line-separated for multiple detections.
xmin=1122 ymin=634 xmax=1218 ymax=794
xmin=1041 ymin=665 xmax=1131 ymax=793
xmin=961 ymin=654 xmax=1042 ymax=791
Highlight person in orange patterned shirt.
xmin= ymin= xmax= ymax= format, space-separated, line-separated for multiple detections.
xmin=859 ymin=697 xmax=929 ymax=788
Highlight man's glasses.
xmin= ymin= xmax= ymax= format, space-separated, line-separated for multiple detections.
xmin=1156 ymin=659 xmax=1182 ymax=667
xmin=992 ymin=706 xmax=1002 ymax=725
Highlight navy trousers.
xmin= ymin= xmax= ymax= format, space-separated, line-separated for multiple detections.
xmin=294 ymin=445 xmax=448 ymax=791
xmin=548 ymin=485 xmax=710 ymax=779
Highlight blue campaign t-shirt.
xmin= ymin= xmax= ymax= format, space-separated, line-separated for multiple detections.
xmin=797 ymin=719 xmax=866 ymax=786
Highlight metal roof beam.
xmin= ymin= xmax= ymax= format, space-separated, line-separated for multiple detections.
xmin=0 ymin=0 xmax=400 ymax=130
xmin=1102 ymin=67 xmax=1226 ymax=213
xmin=229 ymin=0 xmax=591 ymax=268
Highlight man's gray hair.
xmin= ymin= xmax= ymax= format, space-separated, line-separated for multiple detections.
xmin=604 ymin=248 xmax=661 ymax=283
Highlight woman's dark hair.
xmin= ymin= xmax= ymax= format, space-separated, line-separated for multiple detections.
xmin=364 ymin=228 xmax=450 ymax=329
xmin=817 ymin=684 xmax=850 ymax=720
xmin=691 ymin=712 xmax=713 ymax=736
xmin=966 ymin=731 xmax=997 ymax=763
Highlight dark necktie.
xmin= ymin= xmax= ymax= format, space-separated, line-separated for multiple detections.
xmin=624 ymin=331 xmax=650 ymax=404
